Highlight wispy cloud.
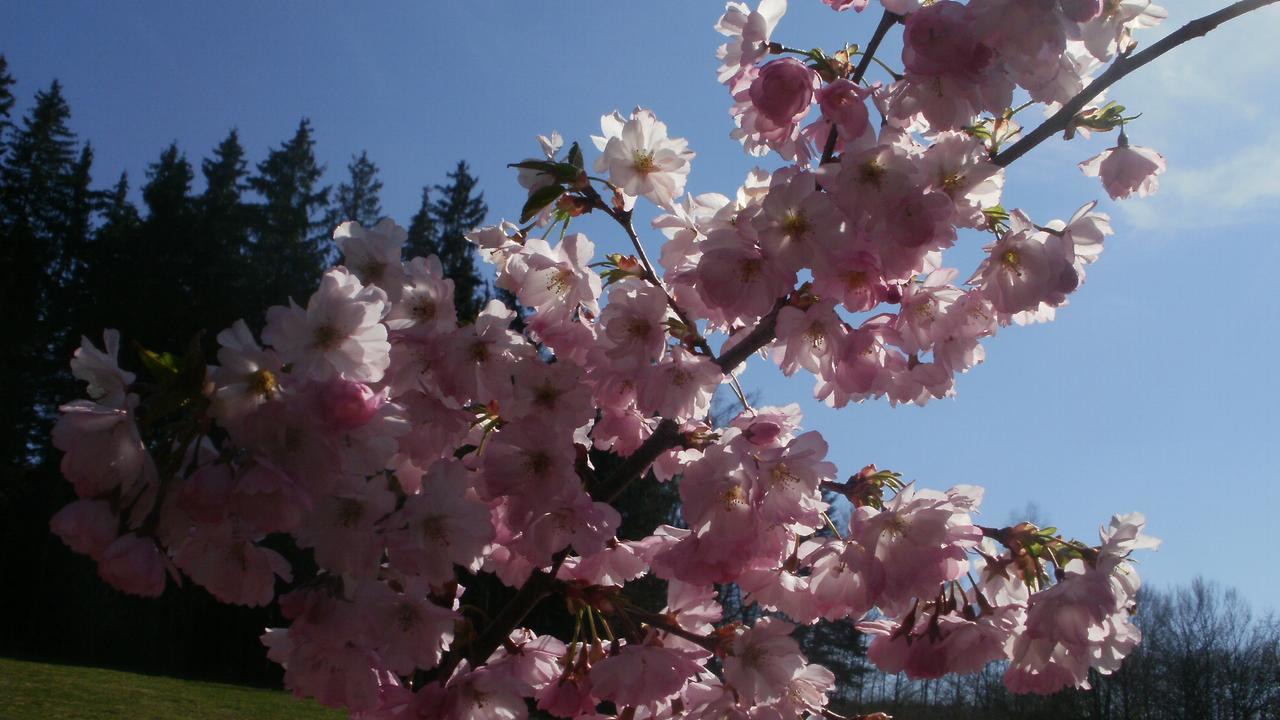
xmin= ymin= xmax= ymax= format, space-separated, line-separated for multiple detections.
xmin=1121 ymin=128 xmax=1280 ymax=230
xmin=1109 ymin=2 xmax=1280 ymax=230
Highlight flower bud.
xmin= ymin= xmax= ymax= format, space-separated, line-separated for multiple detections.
xmin=749 ymin=58 xmax=815 ymax=125
xmin=318 ymin=379 xmax=383 ymax=431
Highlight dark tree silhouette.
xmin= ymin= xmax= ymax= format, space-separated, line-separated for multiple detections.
xmin=431 ymin=160 xmax=487 ymax=320
xmin=327 ymin=149 xmax=384 ymax=235
xmin=247 ymin=118 xmax=330 ymax=308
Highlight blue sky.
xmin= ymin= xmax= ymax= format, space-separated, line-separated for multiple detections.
xmin=4 ymin=1 xmax=1277 ymax=611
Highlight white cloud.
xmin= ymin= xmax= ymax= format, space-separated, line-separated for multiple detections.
xmin=1106 ymin=2 xmax=1280 ymax=230
xmin=1121 ymin=128 xmax=1280 ymax=230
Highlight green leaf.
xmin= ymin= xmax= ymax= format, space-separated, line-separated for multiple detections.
xmin=508 ymin=160 xmax=561 ymax=173
xmin=520 ymin=184 xmax=564 ymax=223
xmin=567 ymin=142 xmax=584 ymax=170
xmin=136 ymin=344 xmax=179 ymax=381
xmin=508 ymin=159 xmax=580 ymax=183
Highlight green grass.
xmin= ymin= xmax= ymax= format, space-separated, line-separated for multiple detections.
xmin=0 ymin=657 xmax=344 ymax=720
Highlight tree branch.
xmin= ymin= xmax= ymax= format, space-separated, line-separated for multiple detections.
xmin=993 ymin=0 xmax=1278 ymax=167
xmin=713 ymin=298 xmax=786 ymax=374
xmin=821 ymin=10 xmax=902 ymax=165
xmin=602 ymin=418 xmax=683 ymax=503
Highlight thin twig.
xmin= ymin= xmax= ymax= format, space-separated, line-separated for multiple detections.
xmin=625 ymin=607 xmax=723 ymax=652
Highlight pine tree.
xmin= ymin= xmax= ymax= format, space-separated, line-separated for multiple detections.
xmin=143 ymin=143 xmax=195 ymax=226
xmin=247 ymin=118 xmax=330 ymax=308
xmin=326 ymin=150 xmax=383 ymax=235
xmin=197 ymin=130 xmax=255 ymax=329
xmin=0 ymin=80 xmax=79 ymax=466
xmin=78 ymin=171 xmax=142 ymax=338
xmin=0 ymin=81 xmax=77 ymax=246
xmin=202 ymin=130 xmax=249 ymax=222
xmin=136 ymin=143 xmax=198 ymax=348
xmin=55 ymin=144 xmax=97 ymax=345
xmin=404 ymin=185 xmax=438 ymax=261
xmin=63 ymin=144 xmax=95 ymax=282
xmin=101 ymin=172 xmax=143 ymax=235
xmin=431 ymin=160 xmax=487 ymax=321
xmin=0 ymin=56 xmax=16 ymax=162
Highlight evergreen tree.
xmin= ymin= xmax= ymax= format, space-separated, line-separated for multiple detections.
xmin=56 ymin=144 xmax=96 ymax=353
xmin=404 ymin=185 xmax=438 ymax=261
xmin=135 ymin=143 xmax=198 ymax=348
xmin=431 ymin=160 xmax=487 ymax=321
xmin=142 ymin=143 xmax=195 ymax=227
xmin=326 ymin=150 xmax=383 ymax=235
xmin=100 ymin=172 xmax=143 ymax=236
xmin=247 ymin=118 xmax=330 ymax=308
xmin=0 ymin=56 xmax=16 ymax=162
xmin=0 ymin=80 xmax=79 ymax=466
xmin=202 ymin=130 xmax=249 ymax=221
xmin=78 ymin=171 xmax=142 ymax=337
xmin=64 ymin=144 xmax=95 ymax=282
xmin=197 ymin=130 xmax=255 ymax=329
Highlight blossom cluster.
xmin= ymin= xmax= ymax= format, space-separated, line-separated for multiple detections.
xmin=45 ymin=0 xmax=1207 ymax=717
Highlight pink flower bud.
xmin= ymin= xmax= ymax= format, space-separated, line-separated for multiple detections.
xmin=317 ymin=379 xmax=383 ymax=431
xmin=1059 ymin=0 xmax=1103 ymax=22
xmin=749 ymin=58 xmax=815 ymax=126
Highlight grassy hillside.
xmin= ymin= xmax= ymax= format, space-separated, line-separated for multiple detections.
xmin=0 ymin=657 xmax=343 ymax=720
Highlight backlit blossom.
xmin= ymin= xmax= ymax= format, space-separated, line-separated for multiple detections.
xmin=263 ymin=267 xmax=390 ymax=383
xmin=593 ymin=108 xmax=694 ymax=209
xmin=1079 ymin=142 xmax=1166 ymax=199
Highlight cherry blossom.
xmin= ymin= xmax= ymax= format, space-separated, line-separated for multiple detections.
xmin=1079 ymin=140 xmax=1167 ymax=199
xmin=47 ymin=0 xmax=1257 ymax=711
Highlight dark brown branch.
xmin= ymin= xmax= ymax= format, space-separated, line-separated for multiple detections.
xmin=602 ymin=418 xmax=683 ymax=503
xmin=821 ymin=10 xmax=902 ymax=165
xmin=625 ymin=607 xmax=723 ymax=652
xmin=460 ymin=557 xmax=562 ymax=666
xmin=714 ymin=298 xmax=786 ymax=373
xmin=993 ymin=0 xmax=1278 ymax=167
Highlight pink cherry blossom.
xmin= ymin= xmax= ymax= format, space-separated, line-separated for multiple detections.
xmin=98 ymin=534 xmax=166 ymax=598
xmin=386 ymin=460 xmax=495 ymax=586
xmin=723 ymin=617 xmax=806 ymax=704
xmin=70 ymin=329 xmax=134 ymax=409
xmin=50 ymin=499 xmax=118 ymax=560
xmin=263 ymin=267 xmax=390 ymax=383
xmin=173 ymin=523 xmax=291 ymax=606
xmin=590 ymin=644 xmax=703 ymax=708
xmin=1079 ymin=142 xmax=1167 ymax=199
xmin=53 ymin=400 xmax=154 ymax=500
xmin=383 ymin=255 xmax=457 ymax=336
xmin=335 ymin=219 xmax=408 ymax=301
xmin=593 ymin=108 xmax=694 ymax=210
xmin=716 ymin=0 xmax=787 ymax=83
